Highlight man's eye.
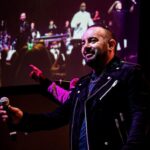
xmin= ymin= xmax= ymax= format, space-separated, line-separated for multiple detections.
xmin=89 ymin=38 xmax=97 ymax=43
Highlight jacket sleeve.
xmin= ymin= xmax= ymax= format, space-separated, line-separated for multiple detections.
xmin=47 ymin=82 xmax=71 ymax=104
xmin=16 ymin=98 xmax=73 ymax=133
xmin=122 ymin=65 xmax=150 ymax=150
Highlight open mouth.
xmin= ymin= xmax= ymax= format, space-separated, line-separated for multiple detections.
xmin=83 ymin=49 xmax=96 ymax=59
xmin=85 ymin=53 xmax=94 ymax=58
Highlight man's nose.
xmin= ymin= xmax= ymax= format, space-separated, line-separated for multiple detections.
xmin=83 ymin=46 xmax=91 ymax=53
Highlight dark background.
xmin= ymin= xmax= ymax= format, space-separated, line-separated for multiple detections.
xmin=0 ymin=0 xmax=149 ymax=150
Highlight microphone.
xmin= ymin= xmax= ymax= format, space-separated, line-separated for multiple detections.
xmin=0 ymin=97 xmax=17 ymax=141
xmin=0 ymin=96 xmax=10 ymax=109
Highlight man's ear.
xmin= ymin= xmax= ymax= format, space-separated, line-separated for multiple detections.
xmin=108 ymin=38 xmax=116 ymax=51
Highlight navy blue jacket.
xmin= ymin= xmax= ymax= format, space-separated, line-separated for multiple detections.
xmin=18 ymin=57 xmax=150 ymax=150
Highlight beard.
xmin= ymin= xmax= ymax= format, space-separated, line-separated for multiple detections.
xmin=85 ymin=49 xmax=108 ymax=69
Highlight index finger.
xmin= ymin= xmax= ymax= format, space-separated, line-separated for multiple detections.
xmin=29 ymin=64 xmax=39 ymax=71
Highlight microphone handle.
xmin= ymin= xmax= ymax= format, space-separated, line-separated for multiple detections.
xmin=4 ymin=105 xmax=17 ymax=141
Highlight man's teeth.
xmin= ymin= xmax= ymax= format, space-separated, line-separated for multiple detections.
xmin=86 ymin=53 xmax=93 ymax=58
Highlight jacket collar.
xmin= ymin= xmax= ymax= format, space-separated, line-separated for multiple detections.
xmin=78 ymin=56 xmax=123 ymax=83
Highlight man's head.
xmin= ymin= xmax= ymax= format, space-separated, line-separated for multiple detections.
xmin=49 ymin=20 xmax=54 ymax=25
xmin=80 ymin=2 xmax=86 ymax=12
xmin=81 ymin=24 xmax=116 ymax=70
xmin=20 ymin=12 xmax=26 ymax=21
xmin=115 ymin=1 xmax=122 ymax=10
xmin=31 ymin=22 xmax=35 ymax=29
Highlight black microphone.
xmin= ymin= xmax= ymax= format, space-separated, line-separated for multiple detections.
xmin=0 ymin=96 xmax=17 ymax=141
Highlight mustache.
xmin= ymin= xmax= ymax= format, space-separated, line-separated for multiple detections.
xmin=83 ymin=47 xmax=94 ymax=54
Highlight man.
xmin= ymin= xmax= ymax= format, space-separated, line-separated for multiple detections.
xmin=19 ymin=12 xmax=30 ymax=35
xmin=30 ymin=22 xmax=41 ymax=41
xmin=48 ymin=20 xmax=57 ymax=35
xmin=16 ymin=12 xmax=30 ymax=51
xmin=71 ymin=2 xmax=94 ymax=39
xmin=0 ymin=23 xmax=149 ymax=150
xmin=107 ymin=0 xmax=137 ymax=57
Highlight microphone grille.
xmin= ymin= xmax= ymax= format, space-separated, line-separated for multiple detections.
xmin=0 ymin=97 xmax=10 ymax=106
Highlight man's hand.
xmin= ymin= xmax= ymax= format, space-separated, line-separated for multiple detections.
xmin=0 ymin=105 xmax=23 ymax=124
xmin=29 ymin=64 xmax=44 ymax=81
xmin=69 ymin=78 xmax=79 ymax=89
